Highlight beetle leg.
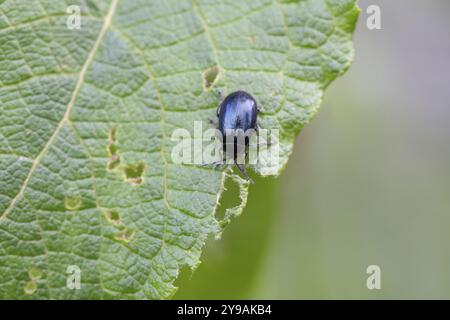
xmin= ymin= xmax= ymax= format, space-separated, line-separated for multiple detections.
xmin=202 ymin=151 xmax=227 ymax=169
xmin=214 ymin=163 xmax=227 ymax=171
xmin=201 ymin=160 xmax=225 ymax=169
xmin=235 ymin=163 xmax=254 ymax=184
xmin=216 ymin=103 xmax=221 ymax=117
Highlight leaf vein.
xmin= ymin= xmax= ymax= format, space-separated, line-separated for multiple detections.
xmin=0 ymin=0 xmax=119 ymax=223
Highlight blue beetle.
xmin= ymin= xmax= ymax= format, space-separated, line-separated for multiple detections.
xmin=213 ymin=90 xmax=260 ymax=183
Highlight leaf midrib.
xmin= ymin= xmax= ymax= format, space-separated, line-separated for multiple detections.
xmin=0 ymin=0 xmax=119 ymax=223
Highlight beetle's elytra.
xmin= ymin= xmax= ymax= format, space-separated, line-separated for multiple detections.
xmin=215 ymin=90 xmax=260 ymax=183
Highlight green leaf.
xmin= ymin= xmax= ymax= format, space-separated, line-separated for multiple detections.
xmin=0 ymin=0 xmax=359 ymax=299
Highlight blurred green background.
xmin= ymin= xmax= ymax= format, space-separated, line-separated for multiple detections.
xmin=175 ymin=0 xmax=450 ymax=299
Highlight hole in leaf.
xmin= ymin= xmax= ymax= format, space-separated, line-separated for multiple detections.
xmin=114 ymin=228 xmax=135 ymax=243
xmin=107 ymin=127 xmax=121 ymax=170
xmin=124 ymin=162 xmax=145 ymax=184
xmin=109 ymin=126 xmax=117 ymax=142
xmin=217 ymin=173 xmax=249 ymax=232
xmin=107 ymin=154 xmax=120 ymax=170
xmin=64 ymin=197 xmax=82 ymax=211
xmin=108 ymin=143 xmax=118 ymax=156
xmin=203 ymin=65 xmax=220 ymax=89
xmin=174 ymin=264 xmax=196 ymax=290
xmin=214 ymin=175 xmax=241 ymax=222
xmin=105 ymin=210 xmax=121 ymax=225
xmin=24 ymin=281 xmax=37 ymax=295
xmin=28 ymin=268 xmax=43 ymax=281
